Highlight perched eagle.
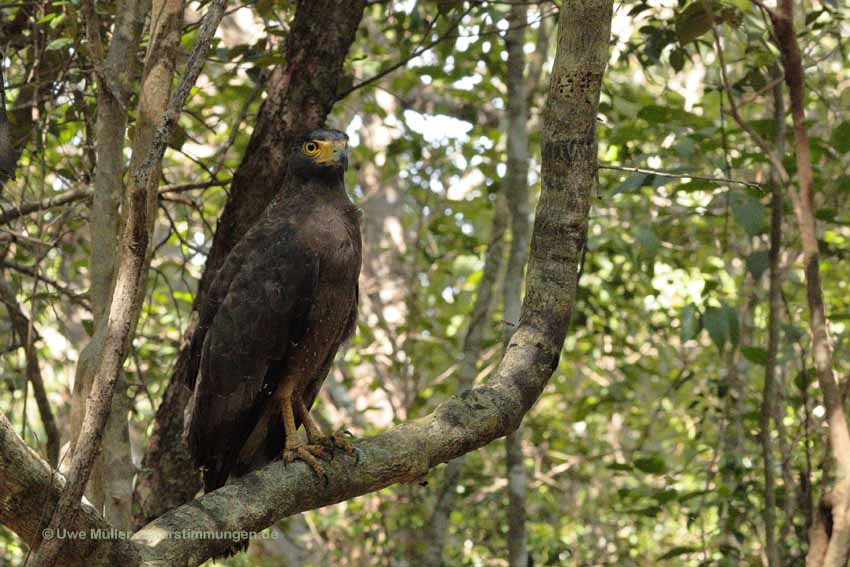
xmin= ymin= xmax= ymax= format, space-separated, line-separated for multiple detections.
xmin=184 ymin=128 xmax=361 ymax=493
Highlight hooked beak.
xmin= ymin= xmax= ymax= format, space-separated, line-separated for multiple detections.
xmin=315 ymin=139 xmax=349 ymax=168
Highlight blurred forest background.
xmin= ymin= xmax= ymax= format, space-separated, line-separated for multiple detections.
xmin=1 ymin=0 xmax=848 ymax=565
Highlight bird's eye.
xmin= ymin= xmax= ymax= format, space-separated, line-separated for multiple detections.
xmin=303 ymin=142 xmax=319 ymax=155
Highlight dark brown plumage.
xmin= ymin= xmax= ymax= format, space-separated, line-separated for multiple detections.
xmin=184 ymin=128 xmax=361 ymax=494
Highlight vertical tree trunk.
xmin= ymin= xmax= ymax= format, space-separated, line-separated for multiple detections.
xmin=71 ymin=0 xmax=149 ymax=528
xmin=764 ymin=2 xmax=850 ymax=565
xmin=760 ymin=65 xmax=786 ymax=567
xmin=503 ymin=4 xmax=531 ymax=567
xmin=132 ymin=0 xmax=368 ymax=527
xmin=28 ymin=2 xmax=227 ymax=564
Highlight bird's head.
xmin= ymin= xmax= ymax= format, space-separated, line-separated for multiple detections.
xmin=289 ymin=128 xmax=350 ymax=178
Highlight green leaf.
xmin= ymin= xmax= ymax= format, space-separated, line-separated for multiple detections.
xmin=46 ymin=37 xmax=74 ymax=51
xmin=678 ymin=489 xmax=711 ymax=503
xmin=658 ymin=546 xmax=700 ymax=560
xmin=741 ymin=346 xmax=769 ymax=365
xmin=610 ymin=173 xmax=647 ymax=195
xmin=702 ymin=307 xmax=726 ymax=350
xmin=795 ymin=368 xmax=814 ymax=391
xmin=675 ymin=1 xmax=741 ymax=44
xmin=724 ymin=305 xmax=740 ymax=347
xmin=168 ymin=124 xmax=188 ymax=151
xmin=81 ymin=319 xmax=94 ymax=337
xmin=745 ymin=250 xmax=770 ymax=280
xmin=634 ymin=455 xmax=668 ymax=474
xmin=730 ymin=191 xmax=768 ymax=236
xmin=831 ymin=121 xmax=850 ymax=153
xmin=680 ymin=303 xmax=700 ymax=342
xmin=816 ymin=208 xmax=837 ymax=222
xmin=783 ymin=323 xmax=805 ymax=342
xmin=634 ymin=225 xmax=660 ymax=258
xmin=670 ymin=48 xmax=686 ymax=72
xmin=654 ymin=488 xmax=679 ymax=504
xmin=49 ymin=13 xmax=66 ymax=29
xmin=675 ymin=3 xmax=714 ymax=44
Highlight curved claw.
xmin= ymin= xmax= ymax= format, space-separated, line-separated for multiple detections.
xmin=281 ymin=444 xmax=327 ymax=479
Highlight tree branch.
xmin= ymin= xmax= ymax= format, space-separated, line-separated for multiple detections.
xmin=599 ymin=163 xmax=763 ymax=190
xmin=0 ymin=276 xmax=60 ymax=466
xmin=0 ymin=414 xmax=140 ymax=567
xmin=28 ymin=0 xmax=228 ymax=564
xmin=0 ymin=180 xmax=228 ymax=225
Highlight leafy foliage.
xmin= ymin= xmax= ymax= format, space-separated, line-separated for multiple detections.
xmin=1 ymin=0 xmax=849 ymax=565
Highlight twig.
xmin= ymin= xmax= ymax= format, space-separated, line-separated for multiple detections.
xmin=703 ymin=0 xmax=788 ymax=183
xmin=0 ymin=261 xmax=90 ymax=309
xmin=599 ymin=163 xmax=763 ymax=190
xmin=0 ymin=179 xmax=229 ymax=225
xmin=0 ymin=276 xmax=60 ymax=466
xmin=337 ymin=4 xmax=475 ymax=99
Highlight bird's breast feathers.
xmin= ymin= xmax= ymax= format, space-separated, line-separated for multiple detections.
xmin=298 ymin=206 xmax=361 ymax=264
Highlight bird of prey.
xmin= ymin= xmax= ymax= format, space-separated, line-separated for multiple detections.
xmin=184 ymin=128 xmax=361 ymax=493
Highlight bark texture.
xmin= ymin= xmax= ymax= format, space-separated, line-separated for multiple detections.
xmin=760 ymin=67 xmax=785 ymax=567
xmin=0 ymin=414 xmax=140 ymax=567
xmin=503 ymin=5 xmax=532 ymax=566
xmin=72 ymin=0 xmax=149 ymax=528
xmin=132 ymin=0 xmax=369 ymax=526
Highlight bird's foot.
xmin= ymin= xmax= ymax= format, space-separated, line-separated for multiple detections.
xmin=282 ymin=443 xmax=329 ymax=479
xmin=321 ymin=429 xmax=362 ymax=463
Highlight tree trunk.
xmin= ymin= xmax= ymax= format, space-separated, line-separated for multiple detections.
xmin=132 ymin=0 xmax=368 ymax=527
xmin=760 ymin=64 xmax=786 ymax=567
xmin=763 ymin=2 xmax=850 ymax=565
xmin=503 ymin=4 xmax=532 ymax=567
xmin=28 ymin=2 xmax=227 ymax=564
xmin=70 ymin=0 xmax=150 ymax=529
